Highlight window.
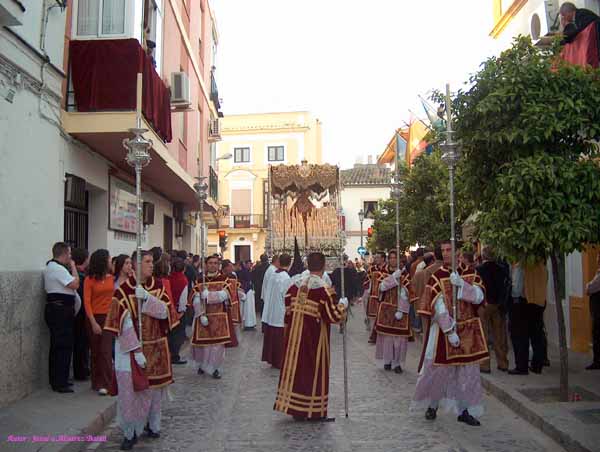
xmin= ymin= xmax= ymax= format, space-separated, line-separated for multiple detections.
xmin=267 ymin=146 xmax=285 ymax=162
xmin=234 ymin=147 xmax=250 ymax=163
xmin=363 ymin=201 xmax=378 ymax=219
xmin=75 ymin=0 xmax=127 ymax=38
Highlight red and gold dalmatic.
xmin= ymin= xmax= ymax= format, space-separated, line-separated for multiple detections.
xmin=188 ymin=273 xmax=235 ymax=347
xmin=366 ymin=265 xmax=389 ymax=319
xmin=225 ymin=275 xmax=242 ymax=325
xmin=105 ymin=276 xmax=179 ymax=388
xmin=274 ymin=275 xmax=346 ymax=419
xmin=418 ymin=266 xmax=489 ymax=371
xmin=375 ymin=270 xmax=412 ymax=338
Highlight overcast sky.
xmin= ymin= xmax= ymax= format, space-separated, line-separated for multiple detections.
xmin=212 ymin=0 xmax=504 ymax=168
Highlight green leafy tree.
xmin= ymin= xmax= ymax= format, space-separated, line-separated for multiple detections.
xmin=454 ymin=36 xmax=600 ymax=401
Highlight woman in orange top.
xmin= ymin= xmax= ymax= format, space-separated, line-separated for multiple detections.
xmin=84 ymin=249 xmax=115 ymax=395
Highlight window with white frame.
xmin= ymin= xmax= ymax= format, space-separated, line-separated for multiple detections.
xmin=234 ymin=147 xmax=251 ymax=163
xmin=363 ymin=201 xmax=378 ymax=219
xmin=267 ymin=146 xmax=285 ymax=162
xmin=75 ymin=0 xmax=128 ymax=38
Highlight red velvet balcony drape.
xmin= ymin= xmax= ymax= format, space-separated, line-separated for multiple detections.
xmin=561 ymin=22 xmax=599 ymax=69
xmin=70 ymin=39 xmax=172 ymax=143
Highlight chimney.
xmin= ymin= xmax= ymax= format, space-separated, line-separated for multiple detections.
xmin=367 ymin=155 xmax=373 ymax=164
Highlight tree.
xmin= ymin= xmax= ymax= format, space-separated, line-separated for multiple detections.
xmin=368 ymin=199 xmax=411 ymax=253
xmin=454 ymin=36 xmax=600 ymax=401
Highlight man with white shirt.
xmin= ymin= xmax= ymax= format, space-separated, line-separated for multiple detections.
xmin=260 ymin=254 xmax=279 ymax=332
xmin=262 ymin=254 xmax=292 ymax=369
xmin=43 ymin=242 xmax=81 ymax=393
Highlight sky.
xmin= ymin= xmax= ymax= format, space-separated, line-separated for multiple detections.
xmin=211 ymin=0 xmax=504 ymax=168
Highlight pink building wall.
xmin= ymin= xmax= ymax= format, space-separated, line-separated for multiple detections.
xmin=162 ymin=0 xmax=217 ymax=182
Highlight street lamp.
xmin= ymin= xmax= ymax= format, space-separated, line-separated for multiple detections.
xmin=440 ymin=83 xmax=460 ymax=323
xmin=123 ymin=127 xmax=152 ymax=345
xmin=358 ymin=209 xmax=365 ymax=248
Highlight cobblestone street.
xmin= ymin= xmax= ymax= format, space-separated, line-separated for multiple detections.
xmin=89 ymin=310 xmax=565 ymax=452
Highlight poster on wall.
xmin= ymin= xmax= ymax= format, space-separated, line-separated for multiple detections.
xmin=109 ymin=176 xmax=138 ymax=234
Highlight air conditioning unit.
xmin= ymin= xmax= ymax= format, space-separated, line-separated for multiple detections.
xmin=530 ymin=0 xmax=560 ymax=43
xmin=208 ymin=118 xmax=221 ymax=141
xmin=64 ymin=174 xmax=86 ymax=209
xmin=170 ymin=72 xmax=191 ymax=107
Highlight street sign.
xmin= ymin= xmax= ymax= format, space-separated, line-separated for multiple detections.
xmin=357 ymin=246 xmax=367 ymax=256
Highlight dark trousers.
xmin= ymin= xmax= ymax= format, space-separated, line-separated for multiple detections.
xmin=168 ymin=320 xmax=186 ymax=361
xmin=509 ymin=300 xmax=545 ymax=371
xmin=45 ymin=303 xmax=74 ymax=389
xmin=526 ymin=303 xmax=546 ymax=370
xmin=509 ymin=302 xmax=529 ymax=371
xmin=86 ymin=314 xmax=113 ymax=391
xmin=72 ymin=307 xmax=90 ymax=380
xmin=591 ymin=297 xmax=600 ymax=364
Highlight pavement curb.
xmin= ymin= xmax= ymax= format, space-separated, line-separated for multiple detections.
xmin=57 ymin=401 xmax=116 ymax=452
xmin=481 ymin=376 xmax=590 ymax=452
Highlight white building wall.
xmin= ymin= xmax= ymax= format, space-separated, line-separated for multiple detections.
xmin=341 ymin=185 xmax=390 ymax=261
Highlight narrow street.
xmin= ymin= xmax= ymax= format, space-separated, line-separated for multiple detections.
xmin=88 ymin=310 xmax=564 ymax=452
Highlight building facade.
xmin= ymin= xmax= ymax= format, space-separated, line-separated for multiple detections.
xmin=341 ymin=163 xmax=391 ymax=261
xmin=0 ymin=0 xmax=221 ymax=407
xmin=489 ymin=0 xmax=600 ymax=355
xmin=208 ymin=111 xmax=323 ymax=263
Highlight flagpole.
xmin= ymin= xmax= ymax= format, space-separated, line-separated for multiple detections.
xmin=394 ymin=133 xmax=402 ymax=312
xmin=337 ymin=167 xmax=349 ymax=418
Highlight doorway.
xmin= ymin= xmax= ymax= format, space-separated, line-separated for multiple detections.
xmin=164 ymin=215 xmax=173 ymax=252
xmin=234 ymin=245 xmax=251 ymax=263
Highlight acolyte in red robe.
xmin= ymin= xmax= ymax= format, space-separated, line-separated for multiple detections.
xmin=104 ymin=276 xmax=179 ymax=389
xmin=188 ymin=273 xmax=236 ymax=347
xmin=274 ymin=275 xmax=346 ymax=419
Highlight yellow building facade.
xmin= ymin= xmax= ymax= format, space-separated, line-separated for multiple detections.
xmin=207 ymin=112 xmax=323 ymax=262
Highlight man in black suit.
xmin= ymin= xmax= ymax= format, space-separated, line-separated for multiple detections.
xmin=560 ymin=2 xmax=600 ymax=47
xmin=251 ymin=254 xmax=270 ymax=314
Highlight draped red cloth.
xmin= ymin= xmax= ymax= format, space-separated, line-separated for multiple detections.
xmin=561 ymin=22 xmax=599 ymax=68
xmin=69 ymin=39 xmax=172 ymax=142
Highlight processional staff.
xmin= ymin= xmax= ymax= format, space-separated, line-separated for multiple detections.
xmin=336 ymin=169 xmax=349 ymax=418
xmin=441 ymin=84 xmax=459 ymax=323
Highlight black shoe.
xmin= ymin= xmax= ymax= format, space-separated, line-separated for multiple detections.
xmin=145 ymin=430 xmax=160 ymax=439
xmin=480 ymin=368 xmax=491 ymax=374
xmin=458 ymin=410 xmax=481 ymax=426
xmin=197 ymin=367 xmax=204 ymax=375
xmin=543 ymin=359 xmax=550 ymax=367
xmin=586 ymin=362 xmax=600 ymax=370
xmin=497 ymin=367 xmax=508 ymax=372
xmin=529 ymin=366 xmax=542 ymax=374
xmin=425 ymin=407 xmax=437 ymax=420
xmin=54 ymin=387 xmax=74 ymax=393
xmin=384 ymin=364 xmax=392 ymax=371
xmin=393 ymin=365 xmax=403 ymax=374
xmin=172 ymin=359 xmax=187 ymax=365
xmin=212 ymin=370 xmax=222 ymax=379
xmin=508 ymin=368 xmax=528 ymax=375
xmin=120 ymin=437 xmax=135 ymax=450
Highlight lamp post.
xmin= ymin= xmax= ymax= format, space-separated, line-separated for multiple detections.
xmin=123 ymin=127 xmax=152 ymax=345
xmin=440 ymin=83 xmax=460 ymax=323
xmin=358 ymin=208 xmax=365 ymax=249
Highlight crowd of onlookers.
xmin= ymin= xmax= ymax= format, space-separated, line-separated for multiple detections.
xmin=41 ymin=241 xmax=600 ymax=394
xmin=43 ymin=242 xmax=261 ymax=395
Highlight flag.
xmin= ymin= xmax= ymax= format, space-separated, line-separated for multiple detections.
xmin=407 ymin=116 xmax=429 ymax=166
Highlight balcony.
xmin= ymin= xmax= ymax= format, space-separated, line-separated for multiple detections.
xmin=209 ymin=165 xmax=219 ymax=201
xmin=219 ymin=214 xmax=265 ymax=229
xmin=61 ymin=39 xmax=199 ymax=210
xmin=210 ymin=72 xmax=223 ymax=117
